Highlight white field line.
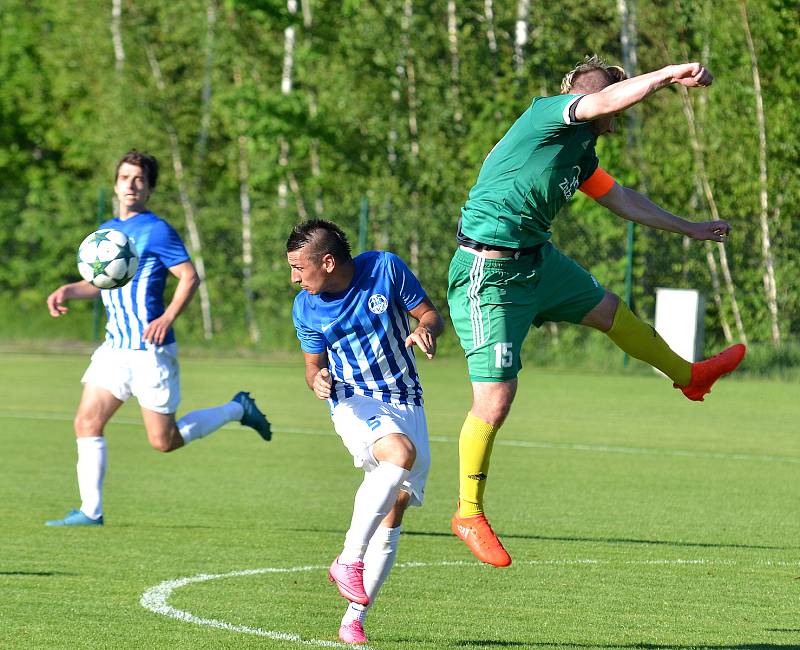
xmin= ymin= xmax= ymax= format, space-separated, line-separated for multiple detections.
xmin=141 ymin=559 xmax=800 ymax=645
xmin=140 ymin=565 xmax=372 ymax=650
xmin=5 ymin=409 xmax=799 ymax=466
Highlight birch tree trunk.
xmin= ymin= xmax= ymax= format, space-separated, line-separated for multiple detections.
xmin=233 ymin=63 xmax=261 ymax=343
xmin=308 ymin=92 xmax=324 ymax=217
xmin=678 ymin=84 xmax=747 ymax=344
xmin=195 ymin=1 xmax=216 ymax=168
xmin=303 ymin=2 xmax=323 ymax=217
xmin=617 ymin=0 xmax=647 ymax=320
xmin=662 ymin=25 xmax=745 ymax=344
xmin=514 ymin=0 xmax=530 ymax=78
xmin=484 ymin=0 xmax=498 ymax=55
xmin=145 ymin=45 xmax=213 ymax=340
xmin=110 ymin=0 xmax=125 ymax=71
xmin=740 ymin=0 xmax=780 ymax=344
xmin=447 ymin=1 xmax=462 ymax=124
xmin=300 ymin=0 xmax=312 ymax=27
xmin=278 ymin=0 xmax=297 ymax=214
xmin=402 ymin=0 xmax=419 ymax=271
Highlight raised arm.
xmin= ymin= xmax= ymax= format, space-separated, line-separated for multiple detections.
xmin=595 ymin=182 xmax=730 ymax=242
xmin=303 ymin=350 xmax=332 ymax=399
xmin=46 ymin=281 xmax=101 ymax=317
xmin=574 ymin=62 xmax=713 ymax=122
xmin=142 ymin=260 xmax=200 ymax=345
xmin=405 ymin=296 xmax=445 ymax=360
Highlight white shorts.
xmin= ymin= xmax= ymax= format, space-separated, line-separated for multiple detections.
xmin=81 ymin=342 xmax=181 ymax=414
xmin=330 ymin=394 xmax=431 ymax=507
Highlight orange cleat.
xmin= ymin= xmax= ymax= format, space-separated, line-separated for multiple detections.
xmin=675 ymin=343 xmax=746 ymax=401
xmin=451 ymin=507 xmax=512 ymax=568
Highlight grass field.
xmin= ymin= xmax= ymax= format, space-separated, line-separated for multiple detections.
xmin=2 ymin=351 xmax=799 ymax=650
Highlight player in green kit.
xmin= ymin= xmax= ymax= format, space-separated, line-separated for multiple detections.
xmin=448 ymin=56 xmax=746 ymax=567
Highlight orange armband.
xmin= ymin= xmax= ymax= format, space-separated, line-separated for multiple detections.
xmin=579 ymin=167 xmax=616 ymax=199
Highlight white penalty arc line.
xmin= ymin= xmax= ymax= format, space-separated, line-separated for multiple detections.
xmin=140 ymin=565 xmax=364 ymax=650
xmin=140 ymin=559 xmax=800 ymax=648
xmin=3 ymin=410 xmax=799 ymax=466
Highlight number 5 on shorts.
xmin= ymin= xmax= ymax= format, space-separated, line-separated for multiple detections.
xmin=494 ymin=342 xmax=513 ymax=368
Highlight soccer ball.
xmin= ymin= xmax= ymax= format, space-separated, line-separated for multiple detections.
xmin=77 ymin=229 xmax=139 ymax=289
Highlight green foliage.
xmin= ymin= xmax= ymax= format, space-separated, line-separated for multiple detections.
xmin=1 ymin=0 xmax=797 ymax=351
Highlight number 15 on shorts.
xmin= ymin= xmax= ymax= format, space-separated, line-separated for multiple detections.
xmin=494 ymin=342 xmax=513 ymax=368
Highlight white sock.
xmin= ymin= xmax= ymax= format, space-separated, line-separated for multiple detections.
xmin=340 ymin=462 xmax=409 ymax=563
xmin=341 ymin=525 xmax=402 ymax=626
xmin=341 ymin=602 xmax=367 ymax=626
xmin=363 ymin=524 xmax=402 ymax=603
xmin=178 ymin=401 xmax=243 ymax=445
xmin=76 ymin=436 xmax=106 ymax=520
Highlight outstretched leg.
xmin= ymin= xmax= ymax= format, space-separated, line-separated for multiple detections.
xmin=584 ymin=291 xmax=745 ymax=401
xmin=141 ymin=391 xmax=270 ymax=452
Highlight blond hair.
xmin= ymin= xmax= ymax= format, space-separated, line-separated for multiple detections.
xmin=561 ymin=54 xmax=627 ymax=94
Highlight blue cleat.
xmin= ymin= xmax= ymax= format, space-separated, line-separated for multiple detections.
xmin=45 ymin=509 xmax=103 ymax=527
xmin=232 ymin=391 xmax=272 ymax=441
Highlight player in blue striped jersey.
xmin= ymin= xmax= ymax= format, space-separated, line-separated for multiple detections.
xmin=288 ymin=219 xmax=444 ymax=645
xmin=44 ymin=151 xmax=271 ymax=527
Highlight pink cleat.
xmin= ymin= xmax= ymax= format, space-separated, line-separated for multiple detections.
xmin=328 ymin=556 xmax=369 ymax=605
xmin=338 ymin=620 xmax=368 ymax=644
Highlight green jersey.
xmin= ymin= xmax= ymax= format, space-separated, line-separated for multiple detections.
xmin=460 ymin=94 xmax=599 ymax=248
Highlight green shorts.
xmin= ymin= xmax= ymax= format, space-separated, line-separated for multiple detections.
xmin=447 ymin=244 xmax=605 ymax=381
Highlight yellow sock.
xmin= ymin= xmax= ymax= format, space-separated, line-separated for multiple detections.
xmin=606 ymin=301 xmax=692 ymax=386
xmin=458 ymin=412 xmax=500 ymax=518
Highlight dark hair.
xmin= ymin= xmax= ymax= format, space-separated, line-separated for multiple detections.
xmin=115 ymin=150 xmax=159 ymax=188
xmin=286 ymin=219 xmax=352 ymax=263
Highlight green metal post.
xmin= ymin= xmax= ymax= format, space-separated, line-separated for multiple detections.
xmin=92 ymin=188 xmax=106 ymax=341
xmin=358 ymin=196 xmax=369 ymax=254
xmin=622 ymin=220 xmax=635 ymax=367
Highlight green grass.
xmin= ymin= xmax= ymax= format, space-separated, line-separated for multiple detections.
xmin=1 ymin=352 xmax=799 ymax=649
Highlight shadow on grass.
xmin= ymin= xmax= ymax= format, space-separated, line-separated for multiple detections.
xmin=456 ymin=642 xmax=800 ymax=649
xmin=281 ymin=527 xmax=794 ymax=551
xmin=114 ymin=524 xmax=216 ymax=530
xmin=402 ymin=530 xmax=793 ymax=551
xmin=0 ymin=571 xmax=73 ymax=576
xmin=766 ymin=630 xmax=800 ymax=633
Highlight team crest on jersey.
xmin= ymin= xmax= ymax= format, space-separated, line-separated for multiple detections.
xmin=559 ymin=165 xmax=582 ymax=200
xmin=368 ymin=294 xmax=389 ymax=314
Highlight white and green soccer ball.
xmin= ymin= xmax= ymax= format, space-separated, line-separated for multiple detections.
xmin=77 ymin=229 xmax=139 ymax=289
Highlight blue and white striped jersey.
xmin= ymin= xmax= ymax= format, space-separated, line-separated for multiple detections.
xmin=292 ymin=251 xmax=427 ymax=406
xmin=97 ymin=212 xmax=190 ymax=349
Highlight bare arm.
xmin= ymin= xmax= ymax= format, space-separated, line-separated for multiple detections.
xmin=596 ymin=183 xmax=730 ymax=242
xmin=574 ymin=62 xmax=713 ymax=121
xmin=142 ymin=260 xmax=200 ymax=345
xmin=46 ymin=281 xmax=101 ymax=317
xmin=303 ymin=351 xmax=332 ymax=400
xmin=405 ymin=296 xmax=445 ymax=360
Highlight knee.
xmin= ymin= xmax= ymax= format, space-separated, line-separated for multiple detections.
xmin=378 ymin=435 xmax=416 ymax=470
xmin=605 ymin=292 xmax=621 ymax=322
xmin=149 ymin=434 xmax=181 ymax=453
xmin=393 ymin=441 xmax=416 ymax=469
xmin=585 ymin=291 xmax=620 ymax=332
xmin=74 ymin=414 xmax=102 ymax=437
xmin=487 ymin=400 xmax=513 ymax=425
xmin=472 ymin=395 xmax=513 ymax=427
